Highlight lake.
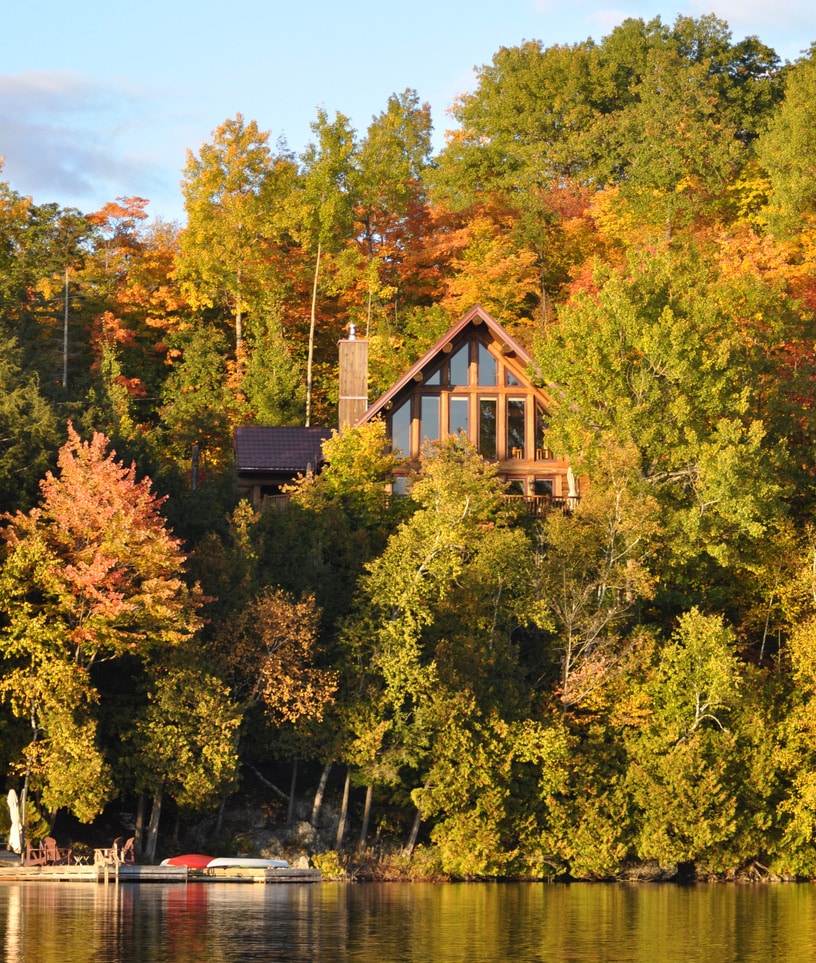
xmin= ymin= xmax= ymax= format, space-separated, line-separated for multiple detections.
xmin=1 ymin=879 xmax=814 ymax=962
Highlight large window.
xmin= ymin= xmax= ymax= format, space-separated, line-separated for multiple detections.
xmin=420 ymin=395 xmax=440 ymax=444
xmin=507 ymin=398 xmax=526 ymax=458
xmin=450 ymin=396 xmax=469 ymax=439
xmin=479 ymin=399 xmax=497 ymax=459
xmin=391 ymin=399 xmax=411 ymax=457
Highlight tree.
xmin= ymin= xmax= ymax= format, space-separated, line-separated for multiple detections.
xmin=0 ymin=424 xmax=204 ymax=822
xmin=156 ymin=326 xmax=241 ymax=478
xmin=350 ymin=90 xmax=434 ymax=332
xmin=625 ymin=609 xmax=746 ymax=870
xmin=179 ymin=115 xmax=290 ymax=358
xmin=533 ymin=447 xmax=659 ymax=709
xmin=127 ymin=657 xmax=242 ymax=862
xmin=534 ymin=253 xmax=787 ymax=593
xmin=0 ymin=333 xmax=59 ymax=514
xmin=340 ymin=438 xmax=536 ymax=846
xmin=756 ymin=54 xmax=816 ymax=238
xmin=295 ymin=109 xmax=357 ymax=425
xmin=225 ymin=588 xmax=337 ymax=726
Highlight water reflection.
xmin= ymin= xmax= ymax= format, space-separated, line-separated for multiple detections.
xmin=0 ymin=881 xmax=814 ymax=962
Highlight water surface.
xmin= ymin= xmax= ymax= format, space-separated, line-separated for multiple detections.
xmin=1 ymin=880 xmax=814 ymax=962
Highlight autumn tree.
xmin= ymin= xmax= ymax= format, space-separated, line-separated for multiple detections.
xmin=348 ymin=89 xmax=435 ymax=332
xmin=179 ymin=115 xmax=293 ymax=359
xmin=82 ymin=199 xmax=186 ymax=403
xmin=225 ymin=588 xmax=337 ymax=725
xmin=294 ymin=109 xmax=358 ymax=424
xmin=0 ymin=424 xmax=205 ymax=823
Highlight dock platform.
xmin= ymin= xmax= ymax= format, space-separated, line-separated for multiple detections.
xmin=0 ymin=861 xmax=320 ymax=884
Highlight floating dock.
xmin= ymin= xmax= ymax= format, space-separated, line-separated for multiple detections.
xmin=0 ymin=861 xmax=320 ymax=884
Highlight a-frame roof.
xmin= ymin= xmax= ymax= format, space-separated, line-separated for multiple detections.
xmin=356 ymin=304 xmax=543 ymax=425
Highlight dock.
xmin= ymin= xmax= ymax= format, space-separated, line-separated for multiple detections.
xmin=0 ymin=861 xmax=321 ymax=884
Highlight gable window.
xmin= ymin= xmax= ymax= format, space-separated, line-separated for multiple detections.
xmin=506 ymin=369 xmax=521 ymax=387
xmin=420 ymin=395 xmax=440 ymax=445
xmin=449 ymin=343 xmax=469 ymax=386
xmin=479 ymin=399 xmax=497 ymax=459
xmin=391 ymin=399 xmax=411 ymax=457
xmin=507 ymin=398 xmax=526 ymax=458
xmin=477 ymin=343 xmax=496 ymax=386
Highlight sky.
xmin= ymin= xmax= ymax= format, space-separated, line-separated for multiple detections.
xmin=1 ymin=0 xmax=815 ymax=225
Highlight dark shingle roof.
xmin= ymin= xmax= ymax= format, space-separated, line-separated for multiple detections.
xmin=234 ymin=426 xmax=333 ymax=473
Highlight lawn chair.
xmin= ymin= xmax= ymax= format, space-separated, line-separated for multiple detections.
xmin=42 ymin=837 xmax=71 ymax=865
xmin=118 ymin=837 xmax=135 ymax=864
xmin=24 ymin=840 xmax=46 ymax=866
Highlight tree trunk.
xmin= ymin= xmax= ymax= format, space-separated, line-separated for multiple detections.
xmin=335 ymin=768 xmax=351 ymax=851
xmin=235 ymin=265 xmax=243 ymax=357
xmin=62 ymin=266 xmax=69 ymax=389
xmin=305 ymin=240 xmax=322 ymax=427
xmin=357 ymin=784 xmax=373 ymax=853
xmin=404 ymin=780 xmax=430 ymax=857
xmin=134 ymin=792 xmax=146 ymax=857
xmin=143 ymin=785 xmax=164 ymax=864
xmin=287 ymin=759 xmax=298 ymax=825
xmin=311 ymin=760 xmax=332 ymax=827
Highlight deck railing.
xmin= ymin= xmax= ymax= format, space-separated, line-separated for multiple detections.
xmin=259 ymin=491 xmax=578 ymax=517
xmin=502 ymin=494 xmax=579 ymax=516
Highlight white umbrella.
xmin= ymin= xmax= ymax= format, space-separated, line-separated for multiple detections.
xmin=7 ymin=789 xmax=22 ymax=854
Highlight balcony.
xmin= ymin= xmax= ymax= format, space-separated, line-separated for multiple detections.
xmin=502 ymin=494 xmax=579 ymax=516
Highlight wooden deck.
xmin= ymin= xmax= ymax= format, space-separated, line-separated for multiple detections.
xmin=190 ymin=866 xmax=322 ymax=884
xmin=0 ymin=863 xmax=186 ymax=883
xmin=0 ymin=861 xmax=321 ymax=884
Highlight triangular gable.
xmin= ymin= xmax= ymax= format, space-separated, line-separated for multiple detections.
xmin=357 ymin=304 xmax=551 ymax=425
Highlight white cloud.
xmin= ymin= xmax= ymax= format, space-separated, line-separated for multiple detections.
xmin=0 ymin=71 xmax=169 ymax=213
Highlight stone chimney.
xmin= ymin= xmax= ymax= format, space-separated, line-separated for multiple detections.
xmin=338 ymin=324 xmax=368 ymax=430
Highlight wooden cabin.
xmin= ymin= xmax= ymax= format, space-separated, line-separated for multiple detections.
xmin=234 ymin=425 xmax=332 ymax=508
xmin=356 ymin=305 xmax=578 ymax=512
xmin=233 ymin=306 xmax=578 ymax=514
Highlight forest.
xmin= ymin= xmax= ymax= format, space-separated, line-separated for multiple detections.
xmin=2 ymin=12 xmax=816 ymax=879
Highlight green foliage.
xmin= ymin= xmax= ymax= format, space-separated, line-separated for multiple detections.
xmin=128 ymin=660 xmax=241 ymax=810
xmin=242 ymin=312 xmax=305 ymax=425
xmin=0 ymin=334 xmax=59 ymax=514
xmin=650 ymin=608 xmax=741 ymax=741
xmin=157 ymin=325 xmax=240 ymax=474
xmin=756 ymin=54 xmax=816 ymax=237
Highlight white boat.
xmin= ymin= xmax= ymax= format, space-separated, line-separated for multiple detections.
xmin=160 ymin=854 xmax=290 ymax=869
